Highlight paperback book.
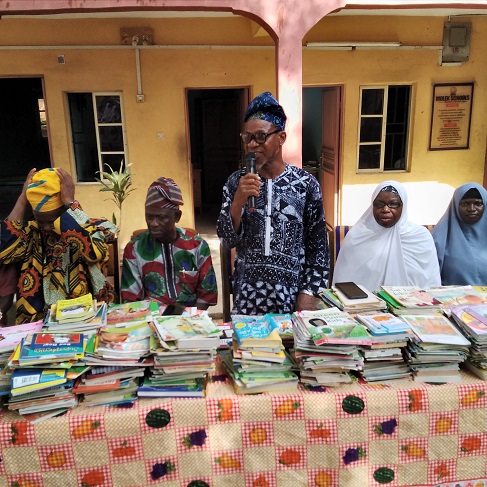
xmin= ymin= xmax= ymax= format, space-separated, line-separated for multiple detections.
xmin=153 ymin=315 xmax=221 ymax=350
xmin=400 ymin=314 xmax=470 ymax=346
xmin=293 ymin=308 xmax=371 ymax=346
xmin=106 ymin=300 xmax=159 ymax=325
xmin=380 ymin=286 xmax=441 ymax=309
xmin=231 ymin=315 xmax=282 ymax=348
xmin=11 ymin=368 xmax=68 ymax=396
xmin=55 ymin=294 xmax=96 ymax=323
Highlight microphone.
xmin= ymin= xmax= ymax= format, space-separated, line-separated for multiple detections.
xmin=245 ymin=152 xmax=257 ymax=211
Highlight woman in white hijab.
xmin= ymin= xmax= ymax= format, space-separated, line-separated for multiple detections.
xmin=332 ymin=180 xmax=441 ymax=291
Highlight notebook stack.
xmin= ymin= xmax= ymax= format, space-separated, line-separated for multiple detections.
xmin=143 ymin=314 xmax=221 ymax=397
xmin=220 ymin=315 xmax=298 ymax=394
xmin=291 ymin=308 xmax=370 ymax=386
xmin=401 ymin=313 xmax=470 ymax=383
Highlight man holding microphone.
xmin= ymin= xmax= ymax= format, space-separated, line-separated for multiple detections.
xmin=217 ymin=91 xmax=330 ymax=316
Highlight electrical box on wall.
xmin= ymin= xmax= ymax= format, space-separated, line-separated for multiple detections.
xmin=442 ymin=22 xmax=471 ymax=63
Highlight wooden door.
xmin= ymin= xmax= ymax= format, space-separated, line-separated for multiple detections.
xmin=320 ymin=86 xmax=342 ymax=229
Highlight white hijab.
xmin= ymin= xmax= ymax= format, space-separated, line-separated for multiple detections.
xmin=332 ymin=180 xmax=441 ymax=292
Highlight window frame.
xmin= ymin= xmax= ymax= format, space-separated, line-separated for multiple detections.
xmin=357 ymin=85 xmax=411 ymax=173
xmin=68 ymin=91 xmax=129 ymax=183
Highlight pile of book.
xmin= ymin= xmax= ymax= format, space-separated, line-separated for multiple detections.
xmin=450 ymin=303 xmax=487 ymax=379
xmin=5 ymin=331 xmax=87 ymax=421
xmin=321 ymin=284 xmax=387 ymax=314
xmin=144 ymin=314 xmax=221 ymax=397
xmin=377 ymin=286 xmax=443 ymax=315
xmin=0 ymin=321 xmax=45 ymax=396
xmin=354 ymin=311 xmax=413 ymax=382
xmin=291 ymin=308 xmax=370 ymax=386
xmin=79 ymin=300 xmax=157 ymax=406
xmin=44 ymin=293 xmax=107 ymax=334
xmin=221 ymin=315 xmax=298 ymax=394
xmin=427 ymin=285 xmax=487 ymax=313
xmin=401 ymin=313 xmax=470 ymax=383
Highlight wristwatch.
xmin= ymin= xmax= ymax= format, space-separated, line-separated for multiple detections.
xmin=64 ymin=200 xmax=77 ymax=210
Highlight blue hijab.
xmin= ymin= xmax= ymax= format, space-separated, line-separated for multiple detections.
xmin=432 ymin=182 xmax=487 ymax=285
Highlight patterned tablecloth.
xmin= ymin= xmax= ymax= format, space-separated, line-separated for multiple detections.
xmin=1 ymin=370 xmax=487 ymax=487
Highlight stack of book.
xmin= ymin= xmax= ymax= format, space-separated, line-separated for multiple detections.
xmin=44 ymin=294 xmax=106 ymax=334
xmin=143 ymin=314 xmax=221 ymax=397
xmin=427 ymin=286 xmax=487 ymax=314
xmin=73 ymin=365 xmax=143 ymax=406
xmin=220 ymin=315 xmax=298 ymax=394
xmin=355 ymin=311 xmax=413 ymax=382
xmin=401 ymin=313 xmax=470 ymax=383
xmin=292 ymin=308 xmax=370 ymax=386
xmin=450 ymin=303 xmax=487 ymax=379
xmin=81 ymin=320 xmax=153 ymax=405
xmin=377 ymin=286 xmax=443 ymax=315
xmin=321 ymin=285 xmax=387 ymax=314
xmin=5 ymin=332 xmax=87 ymax=418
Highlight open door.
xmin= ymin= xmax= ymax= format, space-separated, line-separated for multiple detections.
xmin=320 ymin=86 xmax=342 ymax=230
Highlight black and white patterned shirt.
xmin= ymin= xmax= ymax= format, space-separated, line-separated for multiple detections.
xmin=217 ymin=164 xmax=329 ymax=315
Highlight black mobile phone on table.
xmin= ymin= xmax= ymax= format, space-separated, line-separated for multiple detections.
xmin=334 ymin=281 xmax=368 ymax=300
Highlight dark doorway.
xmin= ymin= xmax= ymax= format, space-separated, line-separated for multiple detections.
xmin=187 ymin=88 xmax=248 ymax=229
xmin=0 ymin=77 xmax=51 ymax=219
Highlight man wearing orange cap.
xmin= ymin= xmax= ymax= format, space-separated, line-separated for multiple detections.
xmin=0 ymin=167 xmax=117 ymax=324
xmin=121 ymin=177 xmax=217 ymax=311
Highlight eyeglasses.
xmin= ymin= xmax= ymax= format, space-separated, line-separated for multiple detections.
xmin=373 ymin=201 xmax=402 ymax=209
xmin=240 ymin=129 xmax=281 ymax=144
xmin=459 ymin=200 xmax=484 ymax=208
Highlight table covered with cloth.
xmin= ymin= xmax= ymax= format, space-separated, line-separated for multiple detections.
xmin=1 ymin=370 xmax=487 ymax=487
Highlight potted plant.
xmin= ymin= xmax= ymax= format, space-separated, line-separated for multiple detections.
xmin=95 ymin=161 xmax=135 ymax=231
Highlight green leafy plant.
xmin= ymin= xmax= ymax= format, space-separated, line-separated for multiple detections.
xmin=96 ymin=161 xmax=135 ymax=229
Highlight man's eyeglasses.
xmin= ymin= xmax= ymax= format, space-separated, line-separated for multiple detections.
xmin=240 ymin=129 xmax=281 ymax=144
xmin=459 ymin=200 xmax=484 ymax=208
xmin=373 ymin=201 xmax=402 ymax=209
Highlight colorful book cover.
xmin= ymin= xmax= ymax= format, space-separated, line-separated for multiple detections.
xmin=427 ymin=286 xmax=487 ymax=308
xmin=11 ymin=368 xmax=67 ymax=391
xmin=355 ymin=312 xmax=410 ymax=334
xmin=265 ymin=313 xmax=294 ymax=337
xmin=450 ymin=305 xmax=487 ymax=337
xmin=231 ymin=315 xmax=282 ymax=347
xmin=154 ymin=315 xmax=221 ymax=342
xmin=381 ymin=286 xmax=441 ymax=308
xmin=0 ymin=321 xmax=44 ymax=353
xmin=55 ymin=294 xmax=95 ymax=323
xmin=295 ymin=309 xmax=371 ymax=346
xmin=106 ymin=300 xmax=159 ymax=325
xmin=465 ymin=304 xmax=487 ymax=325
xmin=400 ymin=314 xmax=470 ymax=346
xmin=23 ymin=333 xmax=85 ymax=358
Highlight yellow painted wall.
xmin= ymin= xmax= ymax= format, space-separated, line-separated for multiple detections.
xmin=0 ymin=17 xmax=275 ymax=249
xmin=0 ymin=13 xmax=486 ymax=242
xmin=305 ymin=15 xmax=487 ymax=224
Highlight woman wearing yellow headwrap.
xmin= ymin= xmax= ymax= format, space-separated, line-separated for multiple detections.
xmin=0 ymin=167 xmax=118 ymax=324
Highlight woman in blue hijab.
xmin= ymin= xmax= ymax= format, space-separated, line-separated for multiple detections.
xmin=432 ymin=182 xmax=487 ymax=285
